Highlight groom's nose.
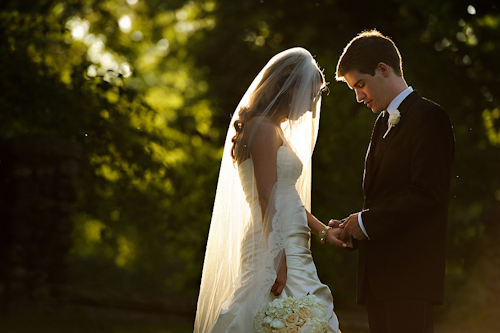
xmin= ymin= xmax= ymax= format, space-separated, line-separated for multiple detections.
xmin=355 ymin=90 xmax=365 ymax=103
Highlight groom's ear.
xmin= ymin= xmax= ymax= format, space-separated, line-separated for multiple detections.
xmin=377 ymin=62 xmax=391 ymax=78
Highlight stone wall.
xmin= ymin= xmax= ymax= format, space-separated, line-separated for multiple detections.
xmin=0 ymin=136 xmax=81 ymax=313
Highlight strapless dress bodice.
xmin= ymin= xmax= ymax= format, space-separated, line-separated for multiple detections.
xmin=238 ymin=146 xmax=303 ymax=203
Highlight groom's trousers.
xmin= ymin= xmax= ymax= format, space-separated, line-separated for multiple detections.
xmin=364 ymin=280 xmax=434 ymax=333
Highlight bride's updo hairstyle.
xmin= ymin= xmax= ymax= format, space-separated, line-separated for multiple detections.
xmin=231 ymin=48 xmax=325 ymax=162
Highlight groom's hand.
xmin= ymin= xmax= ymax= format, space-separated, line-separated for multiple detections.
xmin=340 ymin=213 xmax=367 ymax=241
xmin=328 ymin=219 xmax=342 ymax=228
xmin=321 ymin=219 xmax=347 ymax=247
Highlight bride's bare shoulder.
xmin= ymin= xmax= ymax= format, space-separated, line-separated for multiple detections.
xmin=243 ymin=117 xmax=282 ymax=146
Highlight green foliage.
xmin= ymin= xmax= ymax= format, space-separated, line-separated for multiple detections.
xmin=1 ymin=0 xmax=500 ymax=314
xmin=1 ymin=0 xmax=219 ymax=294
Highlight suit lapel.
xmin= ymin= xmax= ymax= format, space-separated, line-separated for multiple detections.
xmin=364 ymin=91 xmax=421 ymax=195
xmin=363 ymin=111 xmax=386 ymax=193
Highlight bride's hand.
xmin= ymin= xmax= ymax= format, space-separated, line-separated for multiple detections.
xmin=322 ymin=226 xmax=347 ymax=247
xmin=271 ymin=256 xmax=287 ymax=296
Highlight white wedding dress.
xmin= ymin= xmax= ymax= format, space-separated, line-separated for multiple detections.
xmin=210 ymin=146 xmax=339 ymax=332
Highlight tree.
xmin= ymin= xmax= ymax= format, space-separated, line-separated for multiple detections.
xmin=1 ymin=0 xmax=220 ymax=295
xmin=1 ymin=0 xmax=500 ymax=322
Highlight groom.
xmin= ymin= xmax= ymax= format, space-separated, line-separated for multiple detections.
xmin=331 ymin=30 xmax=455 ymax=332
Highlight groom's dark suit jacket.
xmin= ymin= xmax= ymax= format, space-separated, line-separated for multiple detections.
xmin=355 ymin=91 xmax=455 ymax=305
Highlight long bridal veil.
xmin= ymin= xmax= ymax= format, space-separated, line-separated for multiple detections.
xmin=194 ymin=47 xmax=326 ymax=332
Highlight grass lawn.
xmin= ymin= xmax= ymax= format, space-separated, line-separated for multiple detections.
xmin=1 ymin=306 xmax=498 ymax=333
xmin=0 ymin=307 xmax=193 ymax=333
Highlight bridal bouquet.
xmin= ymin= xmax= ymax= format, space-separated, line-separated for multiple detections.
xmin=254 ymin=294 xmax=328 ymax=333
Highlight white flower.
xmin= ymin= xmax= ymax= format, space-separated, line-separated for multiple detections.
xmin=286 ymin=313 xmax=300 ymax=325
xmin=254 ymin=295 xmax=328 ymax=333
xmin=311 ymin=307 xmax=324 ymax=319
xmin=271 ymin=319 xmax=285 ymax=329
xmin=389 ymin=109 xmax=401 ymax=125
xmin=297 ymin=322 xmax=314 ymax=333
xmin=383 ymin=109 xmax=401 ymax=138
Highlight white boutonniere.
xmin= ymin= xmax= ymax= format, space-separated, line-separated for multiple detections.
xmin=383 ymin=109 xmax=401 ymax=138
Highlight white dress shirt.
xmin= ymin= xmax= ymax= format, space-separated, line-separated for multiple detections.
xmin=357 ymin=87 xmax=414 ymax=239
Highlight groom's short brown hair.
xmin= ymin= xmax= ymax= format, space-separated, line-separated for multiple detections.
xmin=336 ymin=29 xmax=403 ymax=81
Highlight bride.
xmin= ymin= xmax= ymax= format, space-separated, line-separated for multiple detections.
xmin=194 ymin=48 xmax=344 ymax=333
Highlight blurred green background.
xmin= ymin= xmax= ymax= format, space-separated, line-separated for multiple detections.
xmin=1 ymin=0 xmax=499 ymax=332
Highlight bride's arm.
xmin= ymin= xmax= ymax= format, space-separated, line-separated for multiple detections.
xmin=245 ymin=119 xmax=286 ymax=296
xmin=306 ymin=210 xmax=346 ymax=247
xmin=246 ymin=119 xmax=282 ymax=223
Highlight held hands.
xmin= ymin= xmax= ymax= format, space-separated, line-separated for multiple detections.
xmin=332 ymin=213 xmax=367 ymax=242
xmin=320 ymin=220 xmax=347 ymax=248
